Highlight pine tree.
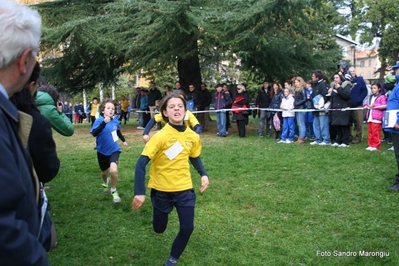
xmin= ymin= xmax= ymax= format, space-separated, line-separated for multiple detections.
xmin=35 ymin=0 xmax=344 ymax=93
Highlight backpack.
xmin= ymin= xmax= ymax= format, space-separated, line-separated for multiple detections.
xmin=312 ymin=94 xmax=325 ymax=110
xmin=187 ymin=99 xmax=194 ymax=111
xmin=273 ymin=112 xmax=281 ymax=131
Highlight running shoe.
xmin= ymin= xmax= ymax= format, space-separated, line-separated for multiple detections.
xmin=112 ymin=191 xmax=121 ymax=203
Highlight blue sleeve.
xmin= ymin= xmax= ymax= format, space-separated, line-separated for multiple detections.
xmin=193 ymin=124 xmax=202 ymax=134
xmin=189 ymin=156 xmax=208 ymax=176
xmin=134 ymin=155 xmax=150 ymax=195
xmin=360 ymin=82 xmax=368 ymax=100
xmin=143 ymin=118 xmax=156 ymax=135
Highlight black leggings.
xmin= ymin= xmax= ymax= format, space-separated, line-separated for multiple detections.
xmin=119 ymin=111 xmax=128 ymax=123
xmin=153 ymin=206 xmax=194 ymax=259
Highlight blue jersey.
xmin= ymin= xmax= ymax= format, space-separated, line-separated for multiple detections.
xmin=90 ymin=116 xmax=122 ymax=156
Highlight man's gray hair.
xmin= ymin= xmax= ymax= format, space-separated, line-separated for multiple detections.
xmin=0 ymin=1 xmax=41 ymax=68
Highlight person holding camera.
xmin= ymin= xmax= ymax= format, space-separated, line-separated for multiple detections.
xmin=35 ymin=85 xmax=74 ymax=136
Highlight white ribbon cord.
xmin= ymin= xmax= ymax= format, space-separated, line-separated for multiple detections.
xmin=133 ymin=105 xmax=391 ymax=114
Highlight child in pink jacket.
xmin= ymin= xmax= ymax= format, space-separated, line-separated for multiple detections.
xmin=364 ymin=83 xmax=387 ymax=150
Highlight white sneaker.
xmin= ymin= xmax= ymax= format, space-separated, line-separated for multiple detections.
xmin=285 ymin=140 xmax=293 ymax=144
xmin=278 ymin=140 xmax=286 ymax=143
xmin=137 ymin=126 xmax=144 ymax=130
xmin=388 ymin=146 xmax=394 ymax=151
xmin=319 ymin=142 xmax=331 ymax=146
xmin=365 ymin=146 xmax=372 ymax=150
xmin=310 ymin=141 xmax=319 ymax=145
xmin=339 ymin=144 xmax=349 ymax=148
xmin=331 ymin=143 xmax=340 ymax=147
xmin=368 ymin=147 xmax=378 ymax=151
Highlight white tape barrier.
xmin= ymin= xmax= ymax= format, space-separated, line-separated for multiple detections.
xmin=133 ymin=105 xmax=389 ymax=114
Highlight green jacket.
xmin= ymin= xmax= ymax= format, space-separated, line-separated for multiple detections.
xmin=35 ymin=91 xmax=74 ymax=136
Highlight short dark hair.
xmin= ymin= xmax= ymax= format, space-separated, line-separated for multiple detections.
xmin=285 ymin=80 xmax=293 ymax=86
xmin=38 ymin=85 xmax=59 ymax=106
xmin=312 ymin=70 xmax=323 ymax=80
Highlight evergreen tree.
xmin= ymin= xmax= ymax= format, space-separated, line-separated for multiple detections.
xmin=206 ymin=0 xmax=343 ymax=81
xmin=35 ymin=0 xmax=344 ymax=94
xmin=348 ymin=0 xmax=399 ymax=76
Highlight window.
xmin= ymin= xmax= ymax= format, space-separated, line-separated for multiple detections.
xmin=368 ymin=59 xmax=372 ymax=67
xmin=360 ymin=60 xmax=365 ymax=67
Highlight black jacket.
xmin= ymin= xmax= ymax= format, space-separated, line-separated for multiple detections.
xmin=200 ymin=89 xmax=212 ymax=110
xmin=294 ymin=88 xmax=307 ymax=109
xmin=148 ymin=88 xmax=162 ymax=106
xmin=255 ymin=88 xmax=271 ymax=108
xmin=186 ymin=89 xmax=201 ymax=107
xmin=310 ymin=79 xmax=329 ymax=113
xmin=329 ymin=81 xmax=353 ymax=126
xmin=269 ymin=90 xmax=283 ymax=112
xmin=28 ymin=110 xmax=60 ymax=183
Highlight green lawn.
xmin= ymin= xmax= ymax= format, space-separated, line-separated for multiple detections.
xmin=47 ymin=117 xmax=399 ymax=265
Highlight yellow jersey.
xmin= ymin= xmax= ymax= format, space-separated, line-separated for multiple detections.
xmin=90 ymin=103 xmax=100 ymax=116
xmin=120 ymin=99 xmax=130 ymax=112
xmin=142 ymin=123 xmax=202 ymax=192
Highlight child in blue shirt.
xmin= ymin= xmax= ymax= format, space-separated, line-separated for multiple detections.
xmin=91 ymin=99 xmax=128 ymax=203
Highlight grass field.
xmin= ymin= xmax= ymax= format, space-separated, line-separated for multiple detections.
xmin=47 ymin=115 xmax=399 ymax=266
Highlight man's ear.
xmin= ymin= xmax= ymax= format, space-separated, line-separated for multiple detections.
xmin=17 ymin=48 xmax=33 ymax=75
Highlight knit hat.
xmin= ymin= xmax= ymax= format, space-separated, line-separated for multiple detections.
xmin=385 ymin=75 xmax=396 ymax=83
xmin=338 ymin=61 xmax=349 ymax=72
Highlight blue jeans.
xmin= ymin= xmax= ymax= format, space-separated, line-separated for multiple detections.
xmin=216 ymin=111 xmax=227 ymax=136
xmin=305 ymin=111 xmax=314 ymax=138
xmin=281 ymin=117 xmax=295 ymax=141
xmin=259 ymin=110 xmax=267 ymax=134
xmin=295 ymin=111 xmax=306 ymax=138
xmin=313 ymin=113 xmax=330 ymax=143
xmin=138 ymin=112 xmax=143 ymax=127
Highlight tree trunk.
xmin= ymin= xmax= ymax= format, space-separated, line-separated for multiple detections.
xmin=177 ymin=34 xmax=202 ymax=93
